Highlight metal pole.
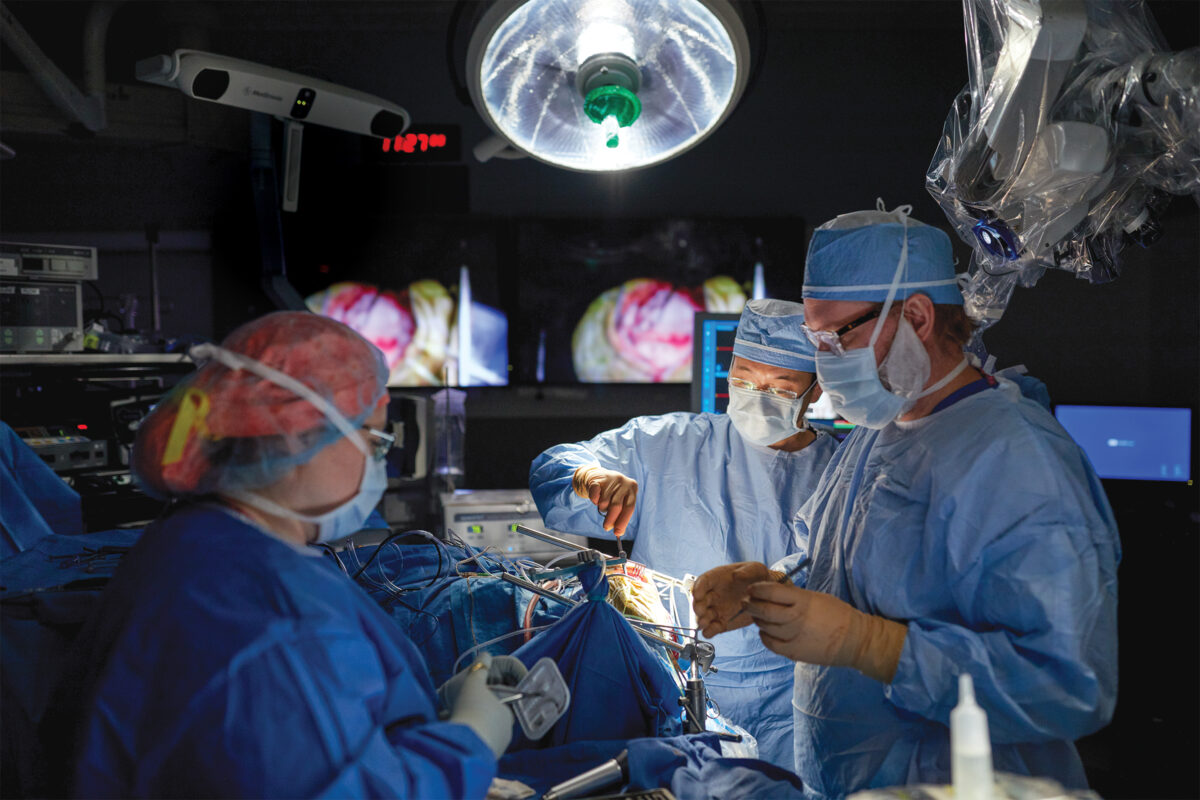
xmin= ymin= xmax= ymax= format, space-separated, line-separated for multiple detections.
xmin=513 ymin=524 xmax=592 ymax=553
xmin=146 ymin=223 xmax=161 ymax=335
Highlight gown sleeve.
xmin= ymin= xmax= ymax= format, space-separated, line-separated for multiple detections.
xmin=148 ymin=628 xmax=497 ymax=799
xmin=528 ymin=415 xmax=677 ymax=540
xmin=883 ymin=438 xmax=1120 ymax=746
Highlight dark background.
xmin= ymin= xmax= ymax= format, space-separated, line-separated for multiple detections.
xmin=1 ymin=1 xmax=1197 ymax=797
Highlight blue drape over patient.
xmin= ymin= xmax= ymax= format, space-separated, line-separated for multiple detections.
xmin=330 ymin=539 xmax=566 ymax=689
xmin=509 ymin=564 xmax=684 ymax=749
xmin=0 ymin=421 xmax=84 ymax=557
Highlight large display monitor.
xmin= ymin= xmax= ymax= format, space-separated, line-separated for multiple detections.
xmin=514 ymin=217 xmax=806 ymax=384
xmin=1054 ymin=405 xmax=1192 ymax=482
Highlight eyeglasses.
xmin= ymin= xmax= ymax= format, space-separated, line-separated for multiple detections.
xmin=726 ymin=376 xmax=801 ymax=400
xmin=360 ymin=425 xmax=396 ymax=462
xmin=800 ymin=306 xmax=884 ymax=357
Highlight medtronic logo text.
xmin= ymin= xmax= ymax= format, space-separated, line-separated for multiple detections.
xmin=245 ymin=87 xmax=284 ymax=102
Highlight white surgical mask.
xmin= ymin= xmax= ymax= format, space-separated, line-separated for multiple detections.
xmin=877 ymin=315 xmax=931 ymax=398
xmin=727 ymin=378 xmax=817 ymax=448
xmin=229 ymin=449 xmax=387 ymax=544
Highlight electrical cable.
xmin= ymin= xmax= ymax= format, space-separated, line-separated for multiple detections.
xmin=354 ymin=531 xmax=441 ymax=597
xmin=343 ymin=531 xmax=448 ymax=608
xmin=386 ymin=593 xmax=442 ymax=647
xmin=521 ymin=577 xmax=571 ymax=644
xmin=452 ymin=624 xmax=556 ymax=674
xmin=317 ymin=543 xmax=348 ymax=575
xmin=349 ymin=529 xmax=442 ymax=582
xmin=625 ymin=619 xmax=698 ymax=637
xmin=455 ymin=548 xmax=496 ymax=576
xmin=83 ymin=280 xmax=106 ymax=312
xmin=522 ymin=592 xmax=541 ymax=642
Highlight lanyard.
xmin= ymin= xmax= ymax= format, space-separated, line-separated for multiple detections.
xmin=930 ymin=374 xmax=998 ymax=414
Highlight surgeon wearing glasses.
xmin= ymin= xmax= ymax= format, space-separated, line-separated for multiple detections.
xmin=46 ymin=312 xmax=523 ymax=799
xmin=529 ymin=299 xmax=838 ymax=769
xmin=693 ymin=204 xmax=1119 ymax=798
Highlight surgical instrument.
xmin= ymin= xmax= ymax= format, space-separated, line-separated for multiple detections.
xmin=726 ymin=556 xmax=811 ymax=625
xmin=542 ymin=749 xmax=629 ymax=800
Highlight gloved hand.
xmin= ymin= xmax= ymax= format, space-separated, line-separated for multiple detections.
xmin=745 ymin=581 xmax=907 ymax=684
xmin=446 ymin=662 xmax=516 ymax=757
xmin=439 ymin=653 xmax=528 ymax=710
xmin=572 ymin=465 xmax=638 ymax=536
xmin=484 ymin=653 xmax=528 ymax=689
xmin=693 ymin=561 xmax=781 ymax=637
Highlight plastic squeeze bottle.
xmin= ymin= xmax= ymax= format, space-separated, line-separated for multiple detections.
xmin=951 ymin=672 xmax=994 ymax=800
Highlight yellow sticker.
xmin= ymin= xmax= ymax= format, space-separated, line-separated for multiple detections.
xmin=161 ymin=388 xmax=213 ymax=465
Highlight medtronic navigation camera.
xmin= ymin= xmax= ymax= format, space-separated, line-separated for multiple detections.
xmin=135 ymin=50 xmax=409 ymax=139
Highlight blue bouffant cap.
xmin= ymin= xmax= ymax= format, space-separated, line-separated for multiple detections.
xmin=732 ymin=299 xmax=815 ymax=372
xmin=802 ymin=203 xmax=964 ymax=306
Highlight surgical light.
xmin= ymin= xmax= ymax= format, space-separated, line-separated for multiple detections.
xmin=466 ymin=0 xmax=751 ymax=172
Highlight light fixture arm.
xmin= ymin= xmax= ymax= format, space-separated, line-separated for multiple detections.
xmin=0 ymin=0 xmax=121 ymax=132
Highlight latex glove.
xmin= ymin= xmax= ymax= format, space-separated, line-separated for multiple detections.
xmin=745 ymin=581 xmax=907 ymax=684
xmin=439 ymin=653 xmax=528 ymax=709
xmin=572 ymin=465 xmax=638 ymax=536
xmin=446 ymin=662 xmax=515 ymax=758
xmin=693 ymin=561 xmax=782 ymax=637
xmin=485 ymin=654 xmax=528 ymax=689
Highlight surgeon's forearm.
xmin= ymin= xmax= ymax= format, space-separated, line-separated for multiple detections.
xmin=846 ymin=613 xmax=907 ymax=684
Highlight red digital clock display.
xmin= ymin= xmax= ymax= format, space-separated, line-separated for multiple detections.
xmin=371 ymin=125 xmax=460 ymax=163
xmin=383 ymin=132 xmax=448 ymax=153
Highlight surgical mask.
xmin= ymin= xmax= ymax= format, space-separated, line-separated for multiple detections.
xmin=815 ymin=206 xmax=969 ymax=429
xmin=191 ymin=342 xmax=387 ymax=543
xmin=229 ymin=450 xmax=387 ymax=544
xmin=727 ymin=379 xmax=816 ymax=447
xmin=878 ymin=316 xmax=930 ymax=399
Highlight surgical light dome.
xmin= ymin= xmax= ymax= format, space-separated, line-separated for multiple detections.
xmin=466 ymin=0 xmax=751 ymax=172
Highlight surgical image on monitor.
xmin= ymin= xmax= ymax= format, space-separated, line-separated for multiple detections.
xmin=307 ymin=279 xmax=508 ymax=387
xmin=514 ymin=217 xmax=806 ymax=384
xmin=283 ymin=212 xmax=509 ymax=389
xmin=573 ymin=276 xmax=745 ymax=382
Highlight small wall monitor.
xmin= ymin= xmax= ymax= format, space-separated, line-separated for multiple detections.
xmin=691 ymin=312 xmax=740 ymax=413
xmin=1054 ymin=405 xmax=1192 ymax=482
xmin=689 ymin=311 xmax=856 ymax=437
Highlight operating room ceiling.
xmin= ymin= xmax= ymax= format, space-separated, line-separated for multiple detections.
xmin=1 ymin=0 xmax=1195 ymax=223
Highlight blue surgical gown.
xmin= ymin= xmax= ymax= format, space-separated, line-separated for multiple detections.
xmin=780 ymin=378 xmax=1120 ymax=798
xmin=530 ymin=412 xmax=838 ymax=769
xmin=59 ymin=503 xmax=496 ymax=799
